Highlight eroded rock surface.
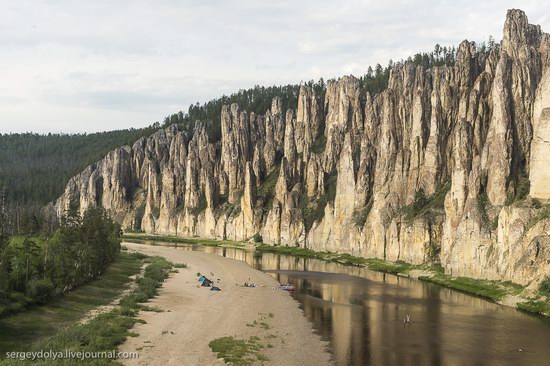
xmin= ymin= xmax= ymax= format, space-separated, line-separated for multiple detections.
xmin=56 ymin=10 xmax=550 ymax=287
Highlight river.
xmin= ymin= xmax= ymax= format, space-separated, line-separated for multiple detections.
xmin=135 ymin=242 xmax=550 ymax=366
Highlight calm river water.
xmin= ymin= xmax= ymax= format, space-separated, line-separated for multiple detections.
xmin=140 ymin=242 xmax=550 ymax=366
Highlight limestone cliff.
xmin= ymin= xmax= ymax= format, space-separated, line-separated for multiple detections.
xmin=56 ymin=10 xmax=550 ymax=287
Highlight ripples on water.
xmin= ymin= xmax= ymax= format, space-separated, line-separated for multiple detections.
xmin=141 ymin=242 xmax=550 ymax=366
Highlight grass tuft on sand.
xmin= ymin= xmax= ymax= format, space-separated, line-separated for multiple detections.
xmin=209 ymin=336 xmax=269 ymax=366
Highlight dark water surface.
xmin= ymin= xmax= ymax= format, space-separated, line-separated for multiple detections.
xmin=140 ymin=242 xmax=550 ymax=366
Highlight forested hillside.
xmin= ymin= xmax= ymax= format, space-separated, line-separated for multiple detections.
xmin=0 ymin=128 xmax=160 ymax=206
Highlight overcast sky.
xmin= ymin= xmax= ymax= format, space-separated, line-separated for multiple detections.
xmin=0 ymin=0 xmax=549 ymax=134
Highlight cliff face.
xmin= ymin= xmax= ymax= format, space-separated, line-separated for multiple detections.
xmin=56 ymin=10 xmax=550 ymax=287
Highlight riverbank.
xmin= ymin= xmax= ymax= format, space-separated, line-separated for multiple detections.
xmin=121 ymin=233 xmax=247 ymax=248
xmin=0 ymin=252 xmax=142 ymax=356
xmin=122 ymin=233 xmax=550 ymax=318
xmin=119 ymin=242 xmax=332 ymax=366
xmin=0 ymin=251 xmax=180 ymax=366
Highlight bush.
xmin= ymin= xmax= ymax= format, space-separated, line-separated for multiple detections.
xmin=26 ymin=279 xmax=55 ymax=303
xmin=8 ymin=291 xmax=32 ymax=312
xmin=137 ymin=277 xmax=160 ymax=298
xmin=190 ymin=194 xmax=208 ymax=215
xmin=144 ymin=261 xmax=171 ymax=283
xmin=128 ymin=252 xmax=148 ymax=260
xmin=353 ymin=201 xmax=373 ymax=227
xmin=300 ymin=194 xmax=327 ymax=232
xmin=312 ymin=135 xmax=327 ymax=155
xmin=257 ymin=164 xmax=280 ymax=209
xmin=402 ymin=180 xmax=450 ymax=222
xmin=119 ymin=257 xmax=173 ymax=311
xmin=253 ymin=233 xmax=263 ymax=243
xmin=325 ymin=173 xmax=338 ymax=203
xmin=526 ymin=204 xmax=550 ymax=230
xmin=540 ymin=276 xmax=550 ymax=294
xmin=151 ymin=206 xmax=161 ymax=219
xmin=477 ymin=191 xmax=491 ymax=227
xmin=506 ymin=175 xmax=531 ymax=205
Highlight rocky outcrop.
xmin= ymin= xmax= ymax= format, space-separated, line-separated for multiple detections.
xmin=56 ymin=10 xmax=550 ymax=287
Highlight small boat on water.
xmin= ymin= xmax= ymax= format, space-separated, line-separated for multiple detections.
xmin=280 ymin=283 xmax=296 ymax=292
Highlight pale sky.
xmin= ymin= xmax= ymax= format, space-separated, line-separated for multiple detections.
xmin=0 ymin=0 xmax=549 ymax=134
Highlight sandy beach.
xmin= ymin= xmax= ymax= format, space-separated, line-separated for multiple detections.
xmin=119 ymin=242 xmax=332 ymax=366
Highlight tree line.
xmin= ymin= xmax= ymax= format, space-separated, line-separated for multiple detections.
xmin=359 ymin=38 xmax=499 ymax=95
xmin=0 ymin=205 xmax=121 ymax=317
xmin=0 ymin=127 xmax=158 ymax=206
xmin=163 ymin=38 xmax=499 ymax=144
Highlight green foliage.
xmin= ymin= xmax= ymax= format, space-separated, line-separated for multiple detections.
xmin=490 ymin=215 xmax=499 ymax=231
xmin=178 ymin=84 xmax=303 ymax=143
xmin=365 ymin=258 xmax=412 ymax=274
xmin=255 ymin=242 xmax=535 ymax=313
xmin=209 ymin=336 xmax=267 ymax=366
xmin=299 ymin=194 xmax=327 ymax=232
xmin=477 ymin=190 xmax=491 ymax=226
xmin=0 ymin=207 xmax=121 ymax=318
xmin=190 ymin=194 xmax=207 ymax=216
xmin=332 ymin=253 xmax=367 ymax=266
xmin=357 ymin=42 xmax=469 ymax=95
xmin=311 ymin=135 xmax=327 ymax=155
xmin=353 ymin=201 xmax=373 ymax=227
xmin=218 ymin=200 xmax=240 ymax=218
xmin=122 ymin=233 xmax=245 ymax=248
xmin=517 ymin=277 xmax=550 ymax=316
xmin=526 ymin=204 xmax=550 ymax=231
xmin=359 ymin=63 xmax=392 ymax=95
xmin=539 ymin=276 xmax=550 ymax=294
xmin=257 ymin=164 xmax=281 ymax=208
xmin=1 ymin=311 xmax=140 ymax=366
xmin=25 ymin=279 xmax=54 ymax=304
xmin=252 ymin=233 xmax=263 ymax=243
xmin=151 ymin=206 xmax=161 ymax=219
xmin=506 ymin=175 xmax=531 ymax=205
xmin=4 ymin=251 xmax=172 ymax=364
xmin=425 ymin=237 xmax=441 ymax=264
xmin=401 ymin=180 xmax=450 ymax=222
xmin=133 ymin=202 xmax=146 ymax=231
xmin=298 ymin=174 xmax=337 ymax=232
xmin=325 ymin=174 xmax=338 ymax=203
xmin=143 ymin=258 xmax=171 ymax=283
xmin=256 ymin=244 xmax=365 ymax=267
xmin=419 ymin=274 xmax=522 ymax=302
xmin=0 ymin=128 xmax=157 ymax=207
xmin=0 ymin=252 xmax=142 ymax=355
xmin=517 ymin=300 xmax=550 ymax=316
xmin=119 ymin=256 xmax=173 ymax=312
xmin=255 ymin=244 xmax=327 ymax=260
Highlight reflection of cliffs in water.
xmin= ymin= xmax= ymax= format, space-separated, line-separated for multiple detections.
xmin=58 ymin=9 xmax=550 ymax=287
xmin=171 ymin=243 xmax=550 ymax=366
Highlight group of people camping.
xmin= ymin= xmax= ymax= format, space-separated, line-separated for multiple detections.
xmin=196 ymin=272 xmax=221 ymax=291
